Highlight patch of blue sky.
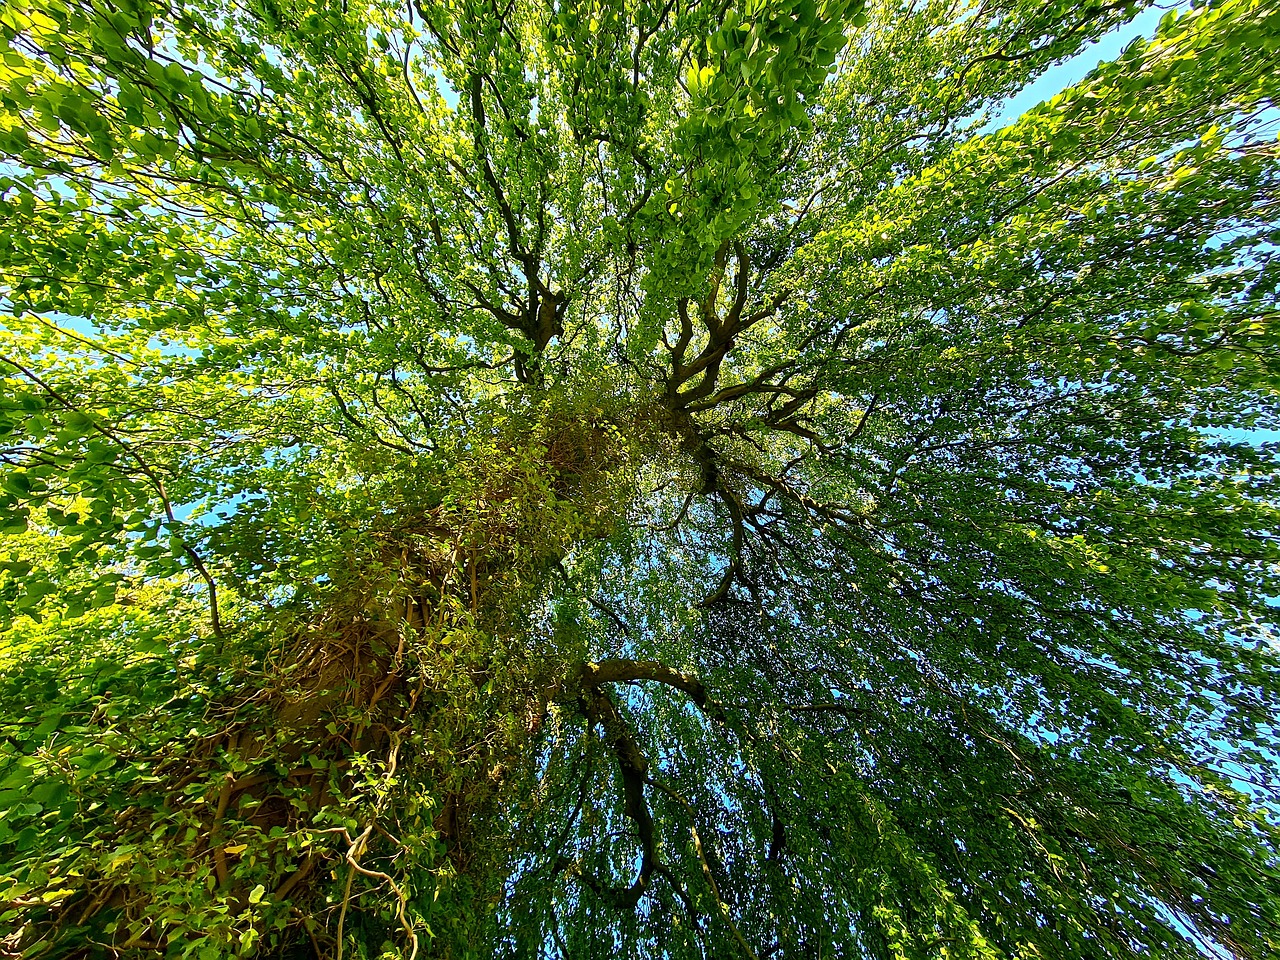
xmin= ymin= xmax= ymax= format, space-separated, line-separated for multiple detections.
xmin=980 ymin=4 xmax=1172 ymax=134
xmin=10 ymin=309 xmax=202 ymax=362
xmin=423 ymin=64 xmax=460 ymax=110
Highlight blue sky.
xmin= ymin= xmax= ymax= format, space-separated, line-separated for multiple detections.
xmin=987 ymin=5 xmax=1170 ymax=130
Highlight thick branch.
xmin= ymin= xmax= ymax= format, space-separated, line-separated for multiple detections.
xmin=583 ymin=659 xmax=711 ymax=706
xmin=579 ymin=683 xmax=656 ymax=909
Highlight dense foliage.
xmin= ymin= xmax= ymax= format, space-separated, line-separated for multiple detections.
xmin=2 ymin=0 xmax=1279 ymax=956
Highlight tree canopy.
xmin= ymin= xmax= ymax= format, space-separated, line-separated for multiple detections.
xmin=1 ymin=0 xmax=1279 ymax=956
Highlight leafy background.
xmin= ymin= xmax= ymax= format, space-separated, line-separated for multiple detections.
xmin=1 ymin=0 xmax=1278 ymax=957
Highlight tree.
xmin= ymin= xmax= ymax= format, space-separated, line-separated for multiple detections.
xmin=1 ymin=0 xmax=1278 ymax=955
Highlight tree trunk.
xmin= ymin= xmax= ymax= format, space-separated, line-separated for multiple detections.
xmin=19 ymin=411 xmax=630 ymax=958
